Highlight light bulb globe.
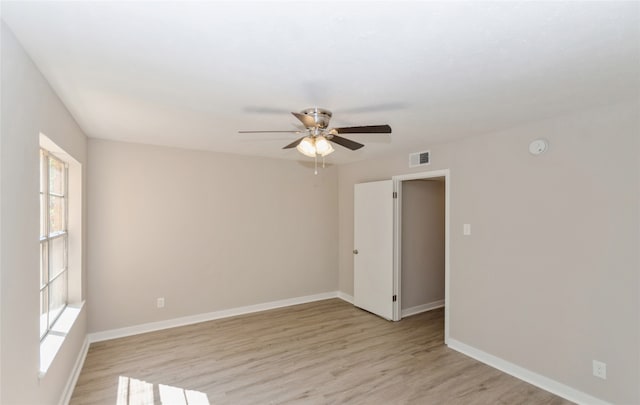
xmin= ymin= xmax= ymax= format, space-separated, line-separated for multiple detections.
xmin=296 ymin=137 xmax=316 ymax=158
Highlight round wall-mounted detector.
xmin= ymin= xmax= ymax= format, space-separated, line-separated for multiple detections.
xmin=529 ymin=139 xmax=548 ymax=155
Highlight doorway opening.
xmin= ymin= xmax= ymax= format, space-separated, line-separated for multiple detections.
xmin=392 ymin=170 xmax=450 ymax=343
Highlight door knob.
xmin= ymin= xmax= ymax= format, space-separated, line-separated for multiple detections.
xmin=353 ymin=249 xmax=359 ymax=254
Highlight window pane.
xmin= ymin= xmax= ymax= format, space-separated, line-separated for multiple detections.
xmin=40 ymin=288 xmax=48 ymax=339
xmin=49 ymin=237 xmax=65 ymax=278
xmin=40 ymin=242 xmax=48 ymax=288
xmin=49 ymin=196 xmax=65 ymax=234
xmin=49 ymin=272 xmax=67 ymax=327
xmin=40 ymin=193 xmax=46 ymax=238
xmin=40 ymin=150 xmax=46 ymax=193
xmin=49 ymin=157 xmax=65 ymax=195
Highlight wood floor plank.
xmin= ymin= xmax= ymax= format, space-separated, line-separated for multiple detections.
xmin=70 ymin=299 xmax=573 ymax=404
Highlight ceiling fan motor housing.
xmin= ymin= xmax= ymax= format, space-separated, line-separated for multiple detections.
xmin=302 ymin=107 xmax=332 ymax=129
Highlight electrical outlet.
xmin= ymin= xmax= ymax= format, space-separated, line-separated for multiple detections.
xmin=157 ymin=297 xmax=165 ymax=308
xmin=463 ymin=224 xmax=471 ymax=236
xmin=592 ymin=360 xmax=606 ymax=379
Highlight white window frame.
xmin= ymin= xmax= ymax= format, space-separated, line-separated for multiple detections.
xmin=40 ymin=148 xmax=69 ymax=341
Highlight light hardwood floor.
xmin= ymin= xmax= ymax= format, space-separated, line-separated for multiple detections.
xmin=71 ymin=299 xmax=572 ymax=404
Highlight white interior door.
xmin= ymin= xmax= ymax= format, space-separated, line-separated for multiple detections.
xmin=353 ymin=180 xmax=394 ymax=320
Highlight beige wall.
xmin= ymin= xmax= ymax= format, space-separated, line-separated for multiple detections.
xmin=338 ymin=100 xmax=639 ymax=404
xmin=1 ymin=22 xmax=88 ymax=405
xmin=401 ymin=180 xmax=445 ymax=310
xmin=87 ymin=139 xmax=339 ymax=332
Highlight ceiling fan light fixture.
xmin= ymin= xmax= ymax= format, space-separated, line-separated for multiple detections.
xmin=296 ymin=137 xmax=316 ymax=158
xmin=315 ymin=135 xmax=334 ymax=156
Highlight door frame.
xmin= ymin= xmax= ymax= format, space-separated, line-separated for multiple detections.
xmin=392 ymin=169 xmax=450 ymax=344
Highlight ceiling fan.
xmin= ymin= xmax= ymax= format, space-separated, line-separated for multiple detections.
xmin=239 ymin=107 xmax=391 ymax=172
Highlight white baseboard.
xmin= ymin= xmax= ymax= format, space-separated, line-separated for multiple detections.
xmin=447 ymin=338 xmax=610 ymax=405
xmin=88 ymin=291 xmax=342 ymax=343
xmin=336 ymin=291 xmax=354 ymax=304
xmin=401 ymin=299 xmax=444 ymax=317
xmin=59 ymin=336 xmax=90 ymax=405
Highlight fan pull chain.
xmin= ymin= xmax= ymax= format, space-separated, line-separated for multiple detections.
xmin=322 ymin=155 xmax=326 ymax=169
xmin=314 ymin=154 xmax=318 ymax=175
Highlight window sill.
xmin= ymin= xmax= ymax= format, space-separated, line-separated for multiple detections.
xmin=39 ymin=302 xmax=84 ymax=378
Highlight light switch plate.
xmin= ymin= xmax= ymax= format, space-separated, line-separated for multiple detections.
xmin=463 ymin=224 xmax=471 ymax=236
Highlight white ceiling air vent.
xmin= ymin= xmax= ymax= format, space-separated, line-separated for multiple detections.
xmin=409 ymin=150 xmax=430 ymax=167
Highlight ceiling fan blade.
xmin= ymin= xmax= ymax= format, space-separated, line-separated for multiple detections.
xmin=238 ymin=130 xmax=302 ymax=133
xmin=283 ymin=137 xmax=305 ymax=149
xmin=329 ymin=135 xmax=365 ymax=151
xmin=292 ymin=112 xmax=317 ymax=128
xmin=332 ymin=124 xmax=392 ymax=134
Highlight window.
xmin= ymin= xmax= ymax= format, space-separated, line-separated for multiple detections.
xmin=38 ymin=135 xmax=83 ymax=375
xmin=40 ymin=148 xmax=69 ymax=340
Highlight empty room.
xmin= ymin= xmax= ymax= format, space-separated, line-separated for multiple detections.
xmin=1 ymin=1 xmax=638 ymax=404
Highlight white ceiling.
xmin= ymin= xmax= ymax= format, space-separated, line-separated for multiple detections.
xmin=2 ymin=1 xmax=639 ymax=164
